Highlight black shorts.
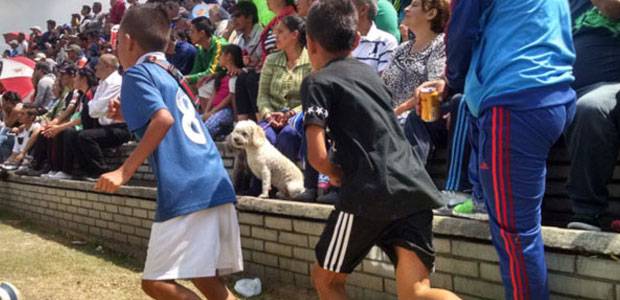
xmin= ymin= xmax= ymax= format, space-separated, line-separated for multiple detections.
xmin=315 ymin=209 xmax=435 ymax=274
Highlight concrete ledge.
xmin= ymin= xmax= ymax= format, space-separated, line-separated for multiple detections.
xmin=237 ymin=194 xmax=620 ymax=257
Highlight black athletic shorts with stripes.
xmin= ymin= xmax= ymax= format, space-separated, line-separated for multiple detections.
xmin=315 ymin=208 xmax=435 ymax=274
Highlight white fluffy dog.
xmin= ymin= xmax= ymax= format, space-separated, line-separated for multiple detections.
xmin=229 ymin=120 xmax=305 ymax=199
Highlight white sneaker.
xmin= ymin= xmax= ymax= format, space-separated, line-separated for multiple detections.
xmin=42 ymin=171 xmax=58 ymax=178
xmin=49 ymin=171 xmax=73 ymax=180
xmin=440 ymin=190 xmax=471 ymax=207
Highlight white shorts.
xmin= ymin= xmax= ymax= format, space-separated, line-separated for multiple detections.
xmin=142 ymin=203 xmax=244 ymax=280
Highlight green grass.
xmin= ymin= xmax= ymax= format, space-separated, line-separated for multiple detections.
xmin=0 ymin=210 xmax=318 ymax=300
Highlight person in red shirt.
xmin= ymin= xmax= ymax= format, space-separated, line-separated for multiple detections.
xmin=109 ymin=0 xmax=127 ymax=25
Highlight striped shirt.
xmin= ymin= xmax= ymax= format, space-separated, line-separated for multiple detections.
xmin=352 ymin=23 xmax=398 ymax=74
xmin=257 ymin=49 xmax=312 ymax=117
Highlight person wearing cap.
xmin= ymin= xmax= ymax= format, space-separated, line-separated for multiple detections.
xmin=32 ymin=62 xmax=57 ymax=110
xmin=7 ymin=40 xmax=19 ymax=57
xmin=19 ymin=63 xmax=80 ymax=176
xmin=66 ymin=44 xmax=88 ymax=69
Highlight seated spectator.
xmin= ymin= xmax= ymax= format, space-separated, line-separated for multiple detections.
xmin=566 ymin=0 xmax=620 ymax=231
xmin=41 ymin=20 xmax=59 ymax=48
xmin=66 ymin=44 xmax=89 ymax=69
xmin=230 ymin=1 xmax=263 ymax=121
xmin=0 ymin=92 xmax=23 ymax=161
xmin=7 ymin=41 xmax=19 ymax=57
xmin=42 ymin=68 xmax=99 ymax=179
xmin=385 ymin=0 xmax=448 ymax=115
xmin=16 ymin=33 xmax=29 ymax=56
xmin=167 ymin=31 xmax=197 ymax=75
xmin=209 ymin=4 xmax=232 ymax=39
xmin=91 ymin=2 xmax=106 ymax=32
xmin=202 ymin=45 xmax=244 ymax=140
xmin=259 ymin=0 xmax=297 ymax=62
xmin=79 ymin=5 xmax=95 ymax=33
xmin=186 ymin=16 xmax=228 ymax=88
xmin=29 ymin=26 xmax=43 ymax=50
xmin=257 ymin=16 xmax=311 ymax=161
xmin=352 ymin=0 xmax=398 ymax=74
xmin=382 ymin=0 xmax=449 ymax=165
xmin=2 ymin=104 xmax=42 ymax=170
xmin=32 ymin=62 xmax=57 ymax=109
xmin=22 ymin=64 xmax=79 ymax=176
xmin=73 ymin=54 xmax=130 ymax=180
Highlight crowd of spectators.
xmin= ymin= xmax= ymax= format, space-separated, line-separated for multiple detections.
xmin=0 ymin=0 xmax=619 ymax=233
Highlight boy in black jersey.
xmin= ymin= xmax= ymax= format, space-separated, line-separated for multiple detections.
xmin=303 ymin=0 xmax=460 ymax=299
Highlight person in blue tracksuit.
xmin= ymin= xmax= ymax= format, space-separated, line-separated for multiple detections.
xmin=431 ymin=0 xmax=577 ymax=298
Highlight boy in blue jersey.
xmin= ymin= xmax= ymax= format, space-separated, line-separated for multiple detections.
xmin=94 ymin=4 xmax=241 ymax=300
xmin=418 ymin=0 xmax=577 ymax=298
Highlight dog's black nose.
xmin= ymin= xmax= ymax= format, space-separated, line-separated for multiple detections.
xmin=233 ymin=137 xmax=241 ymax=143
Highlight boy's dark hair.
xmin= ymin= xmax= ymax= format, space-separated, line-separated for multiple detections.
xmin=306 ymin=0 xmax=358 ymax=53
xmin=2 ymin=92 xmax=22 ymax=104
xmin=47 ymin=19 xmax=57 ymax=27
xmin=191 ymin=16 xmax=215 ymax=38
xmin=280 ymin=16 xmax=306 ymax=48
xmin=232 ymin=1 xmax=259 ymax=24
xmin=120 ymin=3 xmax=172 ymax=52
xmin=82 ymin=5 xmax=92 ymax=14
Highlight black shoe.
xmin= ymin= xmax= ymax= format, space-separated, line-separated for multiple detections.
xmin=293 ymin=188 xmax=317 ymax=202
xmin=15 ymin=167 xmax=32 ymax=176
xmin=567 ymin=214 xmax=601 ymax=232
xmin=317 ymin=190 xmax=338 ymax=204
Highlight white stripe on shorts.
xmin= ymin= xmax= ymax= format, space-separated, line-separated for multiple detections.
xmin=335 ymin=214 xmax=354 ymax=273
xmin=323 ymin=211 xmax=344 ymax=271
xmin=323 ymin=212 xmax=354 ymax=272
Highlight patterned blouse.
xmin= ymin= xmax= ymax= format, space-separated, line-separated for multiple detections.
xmin=381 ymin=33 xmax=446 ymax=108
xmin=257 ymin=49 xmax=312 ymax=117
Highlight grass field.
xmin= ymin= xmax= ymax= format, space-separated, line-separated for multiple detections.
xmin=0 ymin=211 xmax=317 ymax=300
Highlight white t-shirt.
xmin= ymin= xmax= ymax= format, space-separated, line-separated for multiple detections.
xmin=352 ymin=23 xmax=398 ymax=74
xmin=12 ymin=122 xmax=41 ymax=154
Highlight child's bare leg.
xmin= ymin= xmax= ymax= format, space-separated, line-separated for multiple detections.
xmin=311 ymin=263 xmax=348 ymax=300
xmin=394 ymin=246 xmax=461 ymax=300
xmin=191 ymin=276 xmax=237 ymax=300
xmin=141 ymin=279 xmax=201 ymax=300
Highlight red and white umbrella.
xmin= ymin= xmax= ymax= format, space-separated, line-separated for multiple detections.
xmin=3 ymin=32 xmax=30 ymax=44
xmin=0 ymin=56 xmax=35 ymax=101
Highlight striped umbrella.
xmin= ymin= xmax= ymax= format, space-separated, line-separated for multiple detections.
xmin=0 ymin=56 xmax=36 ymax=101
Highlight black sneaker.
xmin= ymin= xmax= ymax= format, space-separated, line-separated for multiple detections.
xmin=567 ymin=214 xmax=602 ymax=232
xmin=317 ymin=190 xmax=338 ymax=204
xmin=293 ymin=188 xmax=317 ymax=202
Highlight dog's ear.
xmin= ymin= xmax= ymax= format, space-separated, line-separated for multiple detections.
xmin=251 ymin=124 xmax=266 ymax=148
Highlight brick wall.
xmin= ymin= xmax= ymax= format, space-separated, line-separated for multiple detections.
xmin=1 ymin=176 xmax=619 ymax=300
xmin=113 ymin=141 xmax=620 ymax=226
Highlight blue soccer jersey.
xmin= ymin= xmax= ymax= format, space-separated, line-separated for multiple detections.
xmin=121 ymin=52 xmax=236 ymax=222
